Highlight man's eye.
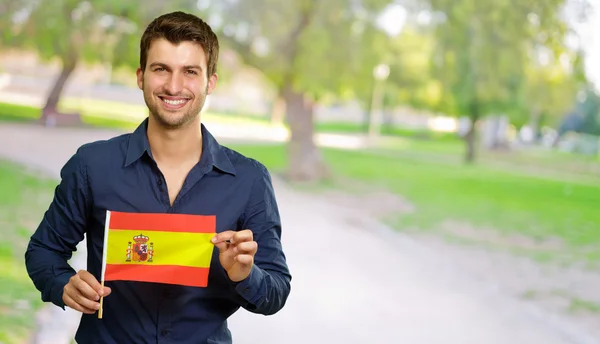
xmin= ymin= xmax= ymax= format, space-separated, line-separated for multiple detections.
xmin=154 ymin=68 xmax=165 ymax=72
xmin=186 ymin=70 xmax=197 ymax=75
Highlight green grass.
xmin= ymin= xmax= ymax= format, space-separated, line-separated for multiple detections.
xmin=316 ymin=121 xmax=458 ymax=140
xmin=569 ymin=297 xmax=600 ymax=314
xmin=0 ymin=100 xmax=282 ymax=132
xmin=228 ymin=143 xmax=600 ymax=253
xmin=0 ymin=103 xmax=40 ymax=122
xmin=0 ymin=161 xmax=56 ymax=344
xmin=0 ymin=101 xmax=140 ymax=131
xmin=521 ymin=290 xmax=600 ymax=314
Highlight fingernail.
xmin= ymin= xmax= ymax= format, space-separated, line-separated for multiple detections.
xmin=98 ymin=290 xmax=103 ymax=297
xmin=211 ymin=237 xmax=217 ymax=243
xmin=95 ymin=303 xmax=100 ymax=310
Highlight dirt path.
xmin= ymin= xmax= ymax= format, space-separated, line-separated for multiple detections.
xmin=0 ymin=122 xmax=597 ymax=344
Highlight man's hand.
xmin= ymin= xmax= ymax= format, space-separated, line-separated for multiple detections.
xmin=212 ymin=230 xmax=258 ymax=282
xmin=62 ymin=270 xmax=112 ymax=314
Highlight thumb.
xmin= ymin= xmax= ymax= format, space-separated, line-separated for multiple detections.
xmin=211 ymin=232 xmax=233 ymax=253
xmin=101 ymin=286 xmax=112 ymax=297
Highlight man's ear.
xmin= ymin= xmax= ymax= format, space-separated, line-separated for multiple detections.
xmin=207 ymin=73 xmax=218 ymax=95
xmin=136 ymin=67 xmax=144 ymax=90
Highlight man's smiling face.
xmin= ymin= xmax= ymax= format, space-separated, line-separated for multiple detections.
xmin=137 ymin=38 xmax=217 ymax=130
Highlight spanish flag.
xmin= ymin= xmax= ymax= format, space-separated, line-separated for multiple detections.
xmin=100 ymin=210 xmax=216 ymax=288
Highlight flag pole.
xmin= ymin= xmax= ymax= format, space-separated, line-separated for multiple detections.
xmin=99 ymin=210 xmax=111 ymax=319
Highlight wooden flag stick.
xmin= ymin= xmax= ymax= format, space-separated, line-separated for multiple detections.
xmin=98 ymin=281 xmax=105 ymax=319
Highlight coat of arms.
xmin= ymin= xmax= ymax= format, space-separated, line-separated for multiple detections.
xmin=126 ymin=234 xmax=154 ymax=262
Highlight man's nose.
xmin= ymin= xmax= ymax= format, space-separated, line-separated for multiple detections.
xmin=164 ymin=72 xmax=184 ymax=95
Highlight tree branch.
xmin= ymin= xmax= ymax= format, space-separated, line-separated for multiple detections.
xmin=219 ymin=34 xmax=263 ymax=71
xmin=280 ymin=0 xmax=318 ymax=91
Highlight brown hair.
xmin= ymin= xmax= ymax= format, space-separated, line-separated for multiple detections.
xmin=139 ymin=11 xmax=219 ymax=77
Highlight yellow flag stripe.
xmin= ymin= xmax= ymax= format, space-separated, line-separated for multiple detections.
xmin=106 ymin=229 xmax=215 ymax=268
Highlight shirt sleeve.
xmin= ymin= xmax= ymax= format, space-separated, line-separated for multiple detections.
xmin=234 ymin=163 xmax=292 ymax=315
xmin=25 ymin=148 xmax=90 ymax=309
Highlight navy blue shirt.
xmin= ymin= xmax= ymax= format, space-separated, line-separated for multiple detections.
xmin=25 ymin=119 xmax=292 ymax=344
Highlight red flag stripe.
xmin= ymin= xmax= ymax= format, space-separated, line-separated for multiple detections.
xmin=104 ymin=264 xmax=210 ymax=287
xmin=108 ymin=211 xmax=215 ymax=233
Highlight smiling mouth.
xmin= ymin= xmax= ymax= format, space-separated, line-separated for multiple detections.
xmin=159 ymin=96 xmax=190 ymax=109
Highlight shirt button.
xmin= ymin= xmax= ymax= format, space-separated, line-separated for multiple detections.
xmin=157 ymin=179 xmax=163 ymax=185
xmin=161 ymin=329 xmax=168 ymax=336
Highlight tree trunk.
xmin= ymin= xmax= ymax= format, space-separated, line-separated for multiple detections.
xmin=464 ymin=119 xmax=477 ymax=163
xmin=40 ymin=53 xmax=81 ymax=126
xmin=283 ymin=85 xmax=330 ymax=182
xmin=464 ymin=102 xmax=480 ymax=163
xmin=270 ymin=94 xmax=286 ymax=126
xmin=275 ymin=1 xmax=327 ymax=182
xmin=529 ymin=108 xmax=541 ymax=143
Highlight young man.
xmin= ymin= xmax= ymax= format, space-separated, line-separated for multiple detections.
xmin=25 ymin=11 xmax=291 ymax=344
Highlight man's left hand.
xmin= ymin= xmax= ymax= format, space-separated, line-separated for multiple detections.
xmin=212 ymin=230 xmax=257 ymax=282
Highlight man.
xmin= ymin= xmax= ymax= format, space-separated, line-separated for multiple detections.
xmin=25 ymin=11 xmax=291 ymax=344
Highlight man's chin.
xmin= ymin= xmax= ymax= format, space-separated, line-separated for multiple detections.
xmin=152 ymin=112 xmax=197 ymax=129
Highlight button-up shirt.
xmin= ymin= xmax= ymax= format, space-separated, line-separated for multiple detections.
xmin=25 ymin=119 xmax=292 ymax=343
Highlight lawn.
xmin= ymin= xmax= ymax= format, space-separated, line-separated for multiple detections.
xmin=0 ymin=101 xmax=141 ymax=131
xmin=0 ymin=100 xmax=279 ymax=132
xmin=316 ymin=120 xmax=458 ymax=140
xmin=229 ymin=143 xmax=600 ymax=264
xmin=0 ymin=100 xmax=462 ymax=142
xmin=0 ymin=161 xmax=56 ymax=344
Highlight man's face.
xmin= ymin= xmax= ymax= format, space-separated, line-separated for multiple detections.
xmin=137 ymin=38 xmax=217 ymax=130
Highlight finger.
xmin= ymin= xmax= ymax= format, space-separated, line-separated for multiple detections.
xmin=74 ymin=277 xmax=101 ymax=301
xmin=211 ymin=231 xmax=235 ymax=244
xmin=77 ymin=270 xmax=103 ymax=297
xmin=67 ymin=281 xmax=101 ymax=311
xmin=103 ymin=286 xmax=112 ymax=297
xmin=232 ymin=230 xmax=253 ymax=244
xmin=234 ymin=241 xmax=258 ymax=255
xmin=63 ymin=293 xmax=97 ymax=314
xmin=212 ymin=231 xmax=235 ymax=253
xmin=73 ymin=291 xmax=101 ymax=313
xmin=235 ymin=254 xmax=254 ymax=266
xmin=63 ymin=293 xmax=82 ymax=311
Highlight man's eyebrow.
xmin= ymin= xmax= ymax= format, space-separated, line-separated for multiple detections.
xmin=183 ymin=65 xmax=203 ymax=71
xmin=149 ymin=62 xmax=168 ymax=69
xmin=148 ymin=63 xmax=203 ymax=71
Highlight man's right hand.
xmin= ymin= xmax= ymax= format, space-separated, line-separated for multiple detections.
xmin=62 ymin=270 xmax=112 ymax=314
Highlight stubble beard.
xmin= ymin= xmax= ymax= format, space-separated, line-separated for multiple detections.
xmin=143 ymin=82 xmax=208 ymax=130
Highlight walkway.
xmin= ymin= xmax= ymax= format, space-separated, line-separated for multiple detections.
xmin=0 ymin=122 xmax=596 ymax=344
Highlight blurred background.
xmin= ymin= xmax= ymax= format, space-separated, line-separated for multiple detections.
xmin=1 ymin=0 xmax=600 ymax=343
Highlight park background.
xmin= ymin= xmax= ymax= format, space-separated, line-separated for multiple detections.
xmin=1 ymin=0 xmax=600 ymax=343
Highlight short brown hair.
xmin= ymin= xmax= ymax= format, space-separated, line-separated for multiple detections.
xmin=139 ymin=11 xmax=219 ymax=77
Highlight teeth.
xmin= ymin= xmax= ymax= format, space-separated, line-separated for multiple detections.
xmin=162 ymin=98 xmax=187 ymax=105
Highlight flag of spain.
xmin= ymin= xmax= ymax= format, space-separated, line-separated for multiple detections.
xmin=100 ymin=210 xmax=217 ymax=288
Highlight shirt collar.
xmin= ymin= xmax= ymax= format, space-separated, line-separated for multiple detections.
xmin=124 ymin=118 xmax=236 ymax=176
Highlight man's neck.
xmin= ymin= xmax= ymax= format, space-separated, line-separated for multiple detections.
xmin=147 ymin=118 xmax=203 ymax=168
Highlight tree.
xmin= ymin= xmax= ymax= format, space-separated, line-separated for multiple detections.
xmin=419 ymin=0 xmax=576 ymax=162
xmin=3 ymin=1 xmax=137 ymax=123
xmin=520 ymin=48 xmax=585 ymax=135
xmin=2 ymin=0 xmax=199 ymax=124
xmin=383 ymin=24 xmax=441 ymax=111
xmin=574 ymin=85 xmax=600 ymax=135
xmin=201 ymin=0 xmax=394 ymax=181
